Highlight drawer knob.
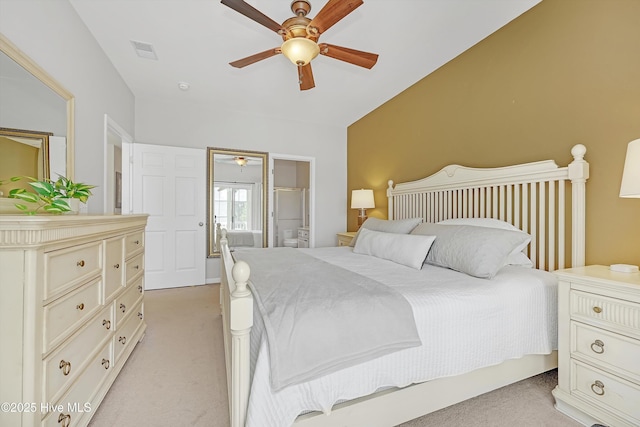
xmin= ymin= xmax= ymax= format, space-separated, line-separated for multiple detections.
xmin=592 ymin=306 xmax=602 ymax=314
xmin=76 ymin=303 xmax=84 ymax=311
xmin=119 ymin=336 xmax=127 ymax=345
xmin=120 ymin=303 xmax=126 ymax=313
xmin=58 ymin=413 xmax=71 ymax=427
xmin=134 ymin=240 xmax=140 ymax=245
xmin=114 ymin=263 xmax=120 ymax=269
xmin=133 ymin=265 xmax=140 ymax=270
xmin=102 ymin=358 xmax=110 ymax=370
xmin=590 ymin=380 xmax=605 ymax=396
xmin=59 ymin=359 xmax=71 ymax=376
xmin=590 ymin=339 xmax=605 ymax=354
xmin=103 ymin=319 xmax=111 ymax=330
xmin=138 ymin=311 xmax=144 ymax=320
xmin=77 ymin=260 xmax=85 ymax=267
xmin=138 ymin=285 xmax=143 ymax=293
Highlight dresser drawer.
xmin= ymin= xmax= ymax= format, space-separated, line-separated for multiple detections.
xmin=125 ymin=253 xmax=144 ymax=285
xmin=115 ymin=300 xmax=144 ymax=362
xmin=44 ymin=242 xmax=102 ymax=300
xmin=115 ymin=277 xmax=144 ymax=326
xmin=570 ymin=290 xmax=640 ymax=339
xmin=43 ymin=278 xmax=102 ymax=352
xmin=125 ymin=231 xmax=144 ymax=257
xmin=571 ymin=360 xmax=640 ymax=424
xmin=43 ymin=305 xmax=113 ymax=403
xmin=298 ymin=229 xmax=309 ymax=239
xmin=42 ymin=341 xmax=113 ymax=427
xmin=104 ymin=236 xmax=125 ymax=303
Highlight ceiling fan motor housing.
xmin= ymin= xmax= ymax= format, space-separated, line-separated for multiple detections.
xmin=290 ymin=1 xmax=312 ymax=17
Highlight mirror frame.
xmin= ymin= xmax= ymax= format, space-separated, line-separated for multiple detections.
xmin=0 ymin=34 xmax=75 ymax=180
xmin=207 ymin=147 xmax=269 ymax=258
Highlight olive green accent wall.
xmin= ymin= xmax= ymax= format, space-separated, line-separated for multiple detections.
xmin=347 ymin=0 xmax=640 ymax=266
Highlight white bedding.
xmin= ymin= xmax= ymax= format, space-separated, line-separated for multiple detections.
xmin=245 ymin=246 xmax=558 ymax=427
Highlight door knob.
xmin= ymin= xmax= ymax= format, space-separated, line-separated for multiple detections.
xmin=199 ymin=222 xmax=204 ymax=226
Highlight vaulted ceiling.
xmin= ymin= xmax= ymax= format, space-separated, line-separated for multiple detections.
xmin=69 ymin=0 xmax=540 ymax=127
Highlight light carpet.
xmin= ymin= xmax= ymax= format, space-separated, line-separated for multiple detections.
xmin=89 ymin=284 xmax=582 ymax=427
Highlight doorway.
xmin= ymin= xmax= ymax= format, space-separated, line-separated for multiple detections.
xmin=269 ymin=155 xmax=314 ymax=248
xmin=103 ymin=115 xmax=132 ymax=214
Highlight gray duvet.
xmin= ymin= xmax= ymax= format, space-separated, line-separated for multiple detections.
xmin=233 ymin=247 xmax=421 ymax=391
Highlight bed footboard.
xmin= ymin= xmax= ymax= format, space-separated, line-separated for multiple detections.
xmin=220 ymin=232 xmax=253 ymax=427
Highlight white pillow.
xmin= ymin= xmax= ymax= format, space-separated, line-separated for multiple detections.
xmin=349 ymin=217 xmax=422 ymax=247
xmin=353 ymin=228 xmax=436 ymax=270
xmin=437 ymin=218 xmax=532 ymax=268
xmin=411 ymin=223 xmax=531 ymax=278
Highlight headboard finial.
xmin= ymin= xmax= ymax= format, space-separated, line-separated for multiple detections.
xmin=571 ymin=144 xmax=587 ymax=160
xmin=387 ymin=180 xmax=394 ymax=189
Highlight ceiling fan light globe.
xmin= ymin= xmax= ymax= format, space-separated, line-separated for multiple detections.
xmin=281 ymin=37 xmax=319 ymax=66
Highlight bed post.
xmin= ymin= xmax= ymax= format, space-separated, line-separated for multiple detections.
xmin=568 ymin=144 xmax=589 ymax=267
xmin=387 ymin=180 xmax=395 ymax=220
xmin=220 ymin=231 xmax=253 ymax=427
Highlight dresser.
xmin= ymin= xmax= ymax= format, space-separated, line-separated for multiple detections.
xmin=553 ymin=265 xmax=640 ymax=427
xmin=0 ymin=214 xmax=148 ymax=427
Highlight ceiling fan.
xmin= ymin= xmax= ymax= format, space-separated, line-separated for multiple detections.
xmin=221 ymin=0 xmax=379 ymax=90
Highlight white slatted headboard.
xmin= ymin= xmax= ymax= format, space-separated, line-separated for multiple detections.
xmin=387 ymin=144 xmax=589 ymax=271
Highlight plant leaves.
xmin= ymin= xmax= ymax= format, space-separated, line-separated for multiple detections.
xmin=43 ymin=205 xmax=64 ymax=214
xmin=51 ymin=199 xmax=71 ymax=211
xmin=10 ymin=192 xmax=40 ymax=203
xmin=29 ymin=181 xmax=55 ymax=196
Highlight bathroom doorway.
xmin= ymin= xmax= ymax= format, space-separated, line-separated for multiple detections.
xmin=269 ymin=155 xmax=314 ymax=248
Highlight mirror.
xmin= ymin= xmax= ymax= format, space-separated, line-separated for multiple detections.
xmin=207 ymin=147 xmax=268 ymax=257
xmin=0 ymin=34 xmax=75 ymax=185
xmin=0 ymin=128 xmax=51 ymax=194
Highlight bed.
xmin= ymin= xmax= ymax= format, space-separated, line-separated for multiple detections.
xmin=219 ymin=144 xmax=590 ymax=427
xmin=216 ymin=222 xmax=263 ymax=248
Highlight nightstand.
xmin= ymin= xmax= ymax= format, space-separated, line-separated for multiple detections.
xmin=553 ymin=265 xmax=640 ymax=427
xmin=336 ymin=231 xmax=357 ymax=247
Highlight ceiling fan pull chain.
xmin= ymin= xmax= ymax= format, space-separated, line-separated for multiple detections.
xmin=297 ymin=64 xmax=304 ymax=85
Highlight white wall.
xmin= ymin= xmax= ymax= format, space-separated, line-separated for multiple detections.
xmin=0 ymin=0 xmax=135 ymax=213
xmin=135 ymin=97 xmax=347 ymax=281
xmin=1 ymin=0 xmax=348 ymax=282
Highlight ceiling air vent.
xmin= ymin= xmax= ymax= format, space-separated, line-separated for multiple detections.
xmin=130 ymin=40 xmax=158 ymax=60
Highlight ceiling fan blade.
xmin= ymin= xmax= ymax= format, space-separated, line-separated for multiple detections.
xmin=318 ymin=43 xmax=378 ymax=69
xmin=308 ymin=0 xmax=363 ymax=35
xmin=229 ymin=48 xmax=281 ymax=68
xmin=221 ymin=0 xmax=284 ymax=34
xmin=298 ymin=64 xmax=315 ymax=91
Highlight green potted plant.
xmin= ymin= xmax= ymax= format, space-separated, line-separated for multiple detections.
xmin=0 ymin=175 xmax=95 ymax=215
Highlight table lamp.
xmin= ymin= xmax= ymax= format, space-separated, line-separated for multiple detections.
xmin=351 ymin=189 xmax=375 ymax=228
xmin=612 ymin=138 xmax=640 ymax=273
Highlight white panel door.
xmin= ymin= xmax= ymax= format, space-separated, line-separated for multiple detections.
xmin=132 ymin=143 xmax=206 ymax=289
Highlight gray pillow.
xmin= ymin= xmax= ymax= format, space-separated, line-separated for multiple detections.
xmin=411 ymin=223 xmax=531 ymax=279
xmin=353 ymin=228 xmax=436 ymax=270
xmin=350 ymin=217 xmax=423 ymax=247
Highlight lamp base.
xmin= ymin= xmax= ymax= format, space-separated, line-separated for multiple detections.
xmin=357 ymin=209 xmax=368 ymax=229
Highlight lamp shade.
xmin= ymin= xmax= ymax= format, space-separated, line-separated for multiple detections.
xmin=280 ymin=37 xmax=320 ymax=66
xmin=620 ymin=139 xmax=640 ymax=198
xmin=351 ymin=189 xmax=375 ymax=209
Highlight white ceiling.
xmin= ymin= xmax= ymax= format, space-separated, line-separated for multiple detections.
xmin=68 ymin=0 xmax=540 ymax=128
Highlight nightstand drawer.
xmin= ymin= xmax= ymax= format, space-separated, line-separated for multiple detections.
xmin=572 ymin=321 xmax=640 ymax=382
xmin=570 ymin=290 xmax=640 ymax=339
xmin=571 ymin=360 xmax=640 ymax=424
